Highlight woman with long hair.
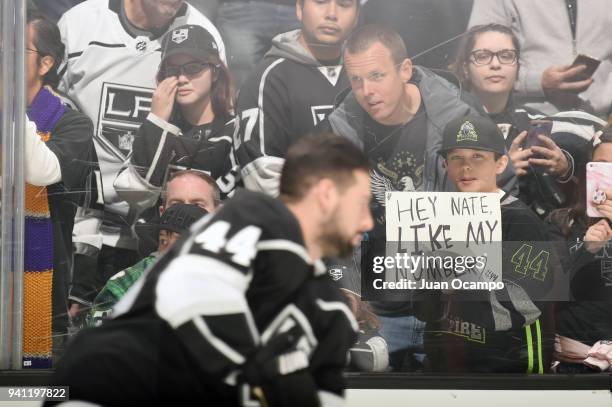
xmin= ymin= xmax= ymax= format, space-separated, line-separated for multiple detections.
xmin=452 ymin=24 xmax=576 ymax=217
xmin=116 ymin=24 xmax=239 ymax=210
xmin=547 ymin=129 xmax=612 ymax=373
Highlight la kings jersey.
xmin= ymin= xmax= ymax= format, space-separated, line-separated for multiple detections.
xmin=96 ymin=189 xmax=358 ymax=404
xmin=58 ymin=0 xmax=225 ymax=248
xmin=112 ymin=113 xmax=240 ymax=220
xmin=235 ymin=29 xmax=350 ymax=196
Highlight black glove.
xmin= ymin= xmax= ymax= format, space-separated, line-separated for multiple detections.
xmin=241 ymin=326 xmax=319 ymax=407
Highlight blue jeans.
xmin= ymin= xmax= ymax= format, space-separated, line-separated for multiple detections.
xmin=217 ymin=1 xmax=300 ymax=88
xmin=378 ymin=314 xmax=426 ymax=371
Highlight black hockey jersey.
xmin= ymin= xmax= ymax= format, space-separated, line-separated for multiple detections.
xmin=114 ymin=113 xmax=240 ymax=210
xmin=235 ymin=29 xmax=350 ymax=196
xmin=423 ymin=195 xmax=556 ymax=374
xmin=109 ymin=189 xmax=358 ymax=403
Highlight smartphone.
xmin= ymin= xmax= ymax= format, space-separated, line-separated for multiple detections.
xmin=586 ymin=162 xmax=612 ymax=217
xmin=525 ymin=120 xmax=553 ymax=151
xmin=570 ymin=54 xmax=601 ymax=82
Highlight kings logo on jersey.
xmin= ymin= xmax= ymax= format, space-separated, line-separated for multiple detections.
xmin=97 ymin=83 xmax=154 ymax=158
xmin=311 ymin=105 xmax=334 ymax=126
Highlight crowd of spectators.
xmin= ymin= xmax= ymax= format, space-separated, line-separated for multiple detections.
xmin=18 ymin=0 xmax=612 ymax=386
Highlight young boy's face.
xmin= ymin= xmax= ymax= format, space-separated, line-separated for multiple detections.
xmin=445 ymin=148 xmax=508 ymax=193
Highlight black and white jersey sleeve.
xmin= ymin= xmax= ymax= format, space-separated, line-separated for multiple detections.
xmin=114 ymin=113 xmax=240 ymax=209
xmin=234 ymin=59 xmax=292 ymax=197
xmin=144 ymin=190 xmax=316 ymax=377
xmin=234 ymin=54 xmax=348 ymax=197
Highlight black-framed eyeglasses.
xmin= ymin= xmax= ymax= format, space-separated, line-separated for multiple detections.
xmin=159 ymin=62 xmax=211 ymax=79
xmin=26 ymin=47 xmax=41 ymax=54
xmin=470 ymin=49 xmax=519 ymax=65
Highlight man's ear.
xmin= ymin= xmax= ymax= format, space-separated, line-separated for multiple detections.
xmin=315 ymin=178 xmax=339 ymax=217
xmin=496 ymin=154 xmax=509 ymax=175
xmin=38 ymin=55 xmax=55 ymax=78
xmin=399 ymin=58 xmax=413 ymax=83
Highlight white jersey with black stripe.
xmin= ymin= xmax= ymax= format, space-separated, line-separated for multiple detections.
xmin=58 ymin=0 xmax=226 ymax=248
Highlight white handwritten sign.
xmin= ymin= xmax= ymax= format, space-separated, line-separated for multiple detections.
xmin=384 ymin=191 xmax=503 ymax=284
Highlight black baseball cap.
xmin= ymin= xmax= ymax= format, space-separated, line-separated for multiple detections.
xmin=158 ymin=203 xmax=209 ymax=234
xmin=439 ymin=114 xmax=506 ymax=157
xmin=160 ymin=24 xmax=219 ymax=65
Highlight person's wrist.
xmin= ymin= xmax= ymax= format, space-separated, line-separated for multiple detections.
xmin=557 ymin=150 xmax=574 ymax=182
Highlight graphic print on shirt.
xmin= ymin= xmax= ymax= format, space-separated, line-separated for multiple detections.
xmin=97 ymin=82 xmax=153 ymax=159
xmin=593 ymin=242 xmax=612 ymax=286
xmin=442 ymin=315 xmax=486 ymax=343
xmin=370 ymin=152 xmax=424 ymax=225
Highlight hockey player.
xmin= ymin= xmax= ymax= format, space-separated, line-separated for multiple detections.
xmin=425 ymin=114 xmax=555 ymax=373
xmin=57 ymin=0 xmax=225 ymax=317
xmin=47 ymin=134 xmax=373 ymax=406
xmin=235 ymin=0 xmax=359 ymax=196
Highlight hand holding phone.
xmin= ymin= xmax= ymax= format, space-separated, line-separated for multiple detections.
xmin=541 ymin=60 xmax=595 ymax=98
xmin=525 ymin=120 xmax=553 ymax=151
xmin=569 ymin=54 xmax=601 ymax=82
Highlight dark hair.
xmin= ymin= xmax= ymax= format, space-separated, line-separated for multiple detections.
xmin=548 ymin=128 xmax=612 ymax=237
xmin=160 ymin=55 xmax=234 ymax=123
xmin=209 ymin=56 xmax=234 ymax=122
xmin=27 ymin=10 xmax=65 ymax=89
xmin=280 ymin=133 xmax=370 ymax=202
xmin=451 ymin=24 xmax=520 ymax=90
xmin=297 ymin=0 xmax=360 ymax=10
xmin=344 ymin=24 xmax=407 ymax=66
xmin=166 ymin=169 xmax=221 ymax=207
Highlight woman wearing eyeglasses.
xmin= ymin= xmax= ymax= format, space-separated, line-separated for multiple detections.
xmin=452 ymin=24 xmax=574 ymax=218
xmin=116 ymin=24 xmax=239 ymax=213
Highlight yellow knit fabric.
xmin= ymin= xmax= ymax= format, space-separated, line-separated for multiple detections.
xmin=23 ymin=271 xmax=53 ymax=357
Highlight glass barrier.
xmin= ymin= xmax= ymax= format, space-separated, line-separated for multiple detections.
xmin=1 ymin=0 xmax=26 ymax=371
xmin=0 ymin=1 xmax=611 ymax=406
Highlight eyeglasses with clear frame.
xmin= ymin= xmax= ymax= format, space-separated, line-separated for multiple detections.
xmin=470 ymin=49 xmax=519 ymax=65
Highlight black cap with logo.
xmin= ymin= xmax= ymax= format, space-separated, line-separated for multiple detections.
xmin=158 ymin=203 xmax=209 ymax=234
xmin=439 ymin=114 xmax=506 ymax=157
xmin=160 ymin=24 xmax=219 ymax=65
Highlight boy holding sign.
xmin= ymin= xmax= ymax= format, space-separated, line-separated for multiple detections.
xmin=427 ymin=114 xmax=555 ymax=373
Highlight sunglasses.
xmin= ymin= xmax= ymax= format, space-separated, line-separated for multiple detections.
xmin=159 ymin=61 xmax=212 ymax=80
